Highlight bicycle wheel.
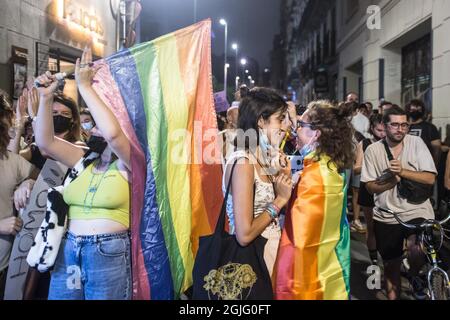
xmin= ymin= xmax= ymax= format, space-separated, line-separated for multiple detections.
xmin=429 ymin=271 xmax=450 ymax=300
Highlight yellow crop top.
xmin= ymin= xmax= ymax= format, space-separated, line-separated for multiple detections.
xmin=63 ymin=160 xmax=130 ymax=228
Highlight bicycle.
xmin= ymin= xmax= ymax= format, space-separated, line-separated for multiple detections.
xmin=378 ymin=207 xmax=450 ymax=300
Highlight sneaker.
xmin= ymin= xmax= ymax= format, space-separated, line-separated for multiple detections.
xmin=410 ymin=276 xmax=428 ymax=300
xmin=350 ymin=220 xmax=367 ymax=233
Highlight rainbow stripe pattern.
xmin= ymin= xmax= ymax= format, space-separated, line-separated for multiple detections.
xmin=92 ymin=20 xmax=223 ymax=300
xmin=273 ymin=153 xmax=351 ymax=300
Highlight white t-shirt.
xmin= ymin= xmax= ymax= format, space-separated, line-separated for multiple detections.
xmin=361 ymin=135 xmax=437 ymax=224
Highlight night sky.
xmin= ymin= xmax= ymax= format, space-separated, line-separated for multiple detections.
xmin=140 ymin=0 xmax=281 ymax=69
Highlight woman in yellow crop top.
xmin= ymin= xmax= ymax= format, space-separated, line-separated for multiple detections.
xmin=34 ymin=46 xmax=132 ymax=300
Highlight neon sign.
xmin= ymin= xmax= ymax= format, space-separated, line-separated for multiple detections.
xmin=59 ymin=0 xmax=104 ymax=36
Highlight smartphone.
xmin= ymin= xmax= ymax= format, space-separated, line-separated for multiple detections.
xmin=376 ymin=169 xmax=395 ymax=183
xmin=287 ymin=155 xmax=303 ymax=172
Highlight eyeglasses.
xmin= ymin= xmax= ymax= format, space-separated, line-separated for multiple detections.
xmin=296 ymin=120 xmax=316 ymax=130
xmin=388 ymin=122 xmax=410 ymax=130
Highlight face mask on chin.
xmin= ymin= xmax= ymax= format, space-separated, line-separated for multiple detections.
xmin=298 ymin=135 xmax=317 ymax=159
xmin=53 ymin=115 xmax=72 ymax=134
xmin=259 ymin=128 xmax=279 ymax=159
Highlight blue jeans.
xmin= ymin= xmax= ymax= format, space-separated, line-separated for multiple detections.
xmin=48 ymin=231 xmax=131 ymax=300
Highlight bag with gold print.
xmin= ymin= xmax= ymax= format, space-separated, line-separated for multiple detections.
xmin=192 ymin=161 xmax=273 ymax=300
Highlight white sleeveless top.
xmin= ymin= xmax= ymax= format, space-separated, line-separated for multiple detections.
xmin=222 ymin=150 xmax=278 ymax=235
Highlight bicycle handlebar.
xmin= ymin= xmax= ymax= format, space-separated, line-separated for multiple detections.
xmin=377 ymin=207 xmax=450 ymax=230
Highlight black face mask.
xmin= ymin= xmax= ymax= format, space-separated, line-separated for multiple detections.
xmin=87 ymin=135 xmax=108 ymax=154
xmin=53 ymin=115 xmax=73 ymax=134
xmin=409 ymin=111 xmax=425 ymax=121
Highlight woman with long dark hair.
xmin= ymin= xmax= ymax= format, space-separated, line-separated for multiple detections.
xmin=274 ymin=100 xmax=355 ymax=300
xmin=223 ymin=87 xmax=292 ymax=277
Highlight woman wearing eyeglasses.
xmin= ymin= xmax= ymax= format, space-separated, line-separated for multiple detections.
xmin=273 ymin=100 xmax=355 ymax=300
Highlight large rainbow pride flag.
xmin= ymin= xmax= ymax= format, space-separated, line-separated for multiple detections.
xmin=91 ymin=19 xmax=223 ymax=300
xmin=273 ymin=153 xmax=351 ymax=300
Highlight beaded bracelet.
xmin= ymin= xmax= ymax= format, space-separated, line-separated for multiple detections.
xmin=266 ymin=203 xmax=281 ymax=220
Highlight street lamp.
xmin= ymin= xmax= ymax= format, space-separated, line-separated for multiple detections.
xmin=240 ymin=58 xmax=247 ymax=81
xmin=245 ymin=69 xmax=249 ymax=74
xmin=219 ymin=19 xmax=228 ymax=93
xmin=235 ymin=76 xmax=240 ymax=91
xmin=232 ymin=43 xmax=238 ymax=87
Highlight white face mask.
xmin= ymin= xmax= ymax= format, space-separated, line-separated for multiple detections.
xmin=81 ymin=122 xmax=94 ymax=131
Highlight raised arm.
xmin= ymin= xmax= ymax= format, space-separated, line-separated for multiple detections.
xmin=34 ymin=72 xmax=85 ymax=168
xmin=75 ymin=46 xmax=130 ymax=170
xmin=8 ymin=92 xmax=28 ymax=154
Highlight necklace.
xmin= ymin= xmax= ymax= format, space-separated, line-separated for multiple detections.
xmin=250 ymin=148 xmax=274 ymax=184
xmin=83 ymin=159 xmax=109 ymax=214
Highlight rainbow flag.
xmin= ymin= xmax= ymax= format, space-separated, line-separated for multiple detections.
xmin=92 ymin=19 xmax=223 ymax=300
xmin=273 ymin=153 xmax=351 ymax=300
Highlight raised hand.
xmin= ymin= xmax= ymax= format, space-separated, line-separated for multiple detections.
xmin=27 ymin=87 xmax=39 ymax=118
xmin=16 ymin=90 xmax=28 ymax=125
xmin=34 ymin=71 xmax=59 ymax=99
xmin=75 ymin=45 xmax=98 ymax=90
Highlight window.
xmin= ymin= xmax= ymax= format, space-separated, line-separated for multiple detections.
xmin=401 ymin=34 xmax=432 ymax=109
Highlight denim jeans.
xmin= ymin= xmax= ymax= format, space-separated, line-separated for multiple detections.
xmin=48 ymin=231 xmax=131 ymax=300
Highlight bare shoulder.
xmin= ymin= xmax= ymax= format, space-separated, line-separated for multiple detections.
xmin=225 ymin=155 xmax=254 ymax=185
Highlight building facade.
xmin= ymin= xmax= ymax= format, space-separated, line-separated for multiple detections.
xmin=277 ymin=0 xmax=450 ymax=132
xmin=0 ymin=0 xmax=118 ymax=103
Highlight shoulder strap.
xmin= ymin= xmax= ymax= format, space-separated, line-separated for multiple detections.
xmin=382 ymin=139 xmax=394 ymax=161
xmin=215 ymin=160 xmax=239 ymax=235
xmin=362 ymin=139 xmax=371 ymax=152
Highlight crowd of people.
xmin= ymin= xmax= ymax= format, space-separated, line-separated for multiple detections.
xmin=1 ymin=45 xmax=450 ymax=300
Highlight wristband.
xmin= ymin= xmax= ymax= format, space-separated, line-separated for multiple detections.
xmin=266 ymin=203 xmax=281 ymax=220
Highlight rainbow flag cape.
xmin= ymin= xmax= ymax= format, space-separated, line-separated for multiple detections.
xmin=273 ymin=153 xmax=351 ymax=300
xmin=92 ymin=19 xmax=223 ymax=300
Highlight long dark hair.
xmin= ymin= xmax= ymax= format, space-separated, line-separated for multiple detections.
xmin=236 ymin=87 xmax=288 ymax=150
xmin=53 ymin=93 xmax=81 ymax=143
xmin=0 ymin=92 xmax=13 ymax=159
xmin=306 ymin=100 xmax=355 ymax=172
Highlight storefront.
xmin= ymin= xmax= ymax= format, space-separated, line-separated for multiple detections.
xmin=0 ymin=0 xmax=117 ymax=103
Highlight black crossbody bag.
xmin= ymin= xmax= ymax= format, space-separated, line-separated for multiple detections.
xmin=382 ymin=140 xmax=433 ymax=204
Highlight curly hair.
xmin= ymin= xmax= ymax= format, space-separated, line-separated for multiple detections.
xmin=305 ymin=100 xmax=355 ymax=172
xmin=0 ymin=92 xmax=13 ymax=159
